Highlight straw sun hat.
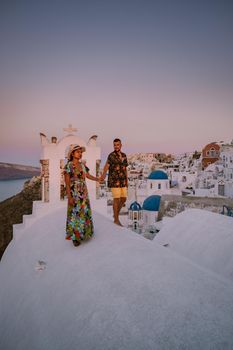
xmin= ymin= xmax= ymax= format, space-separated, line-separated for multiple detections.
xmin=68 ymin=144 xmax=86 ymax=160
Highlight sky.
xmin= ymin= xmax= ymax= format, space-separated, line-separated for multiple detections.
xmin=0 ymin=0 xmax=233 ymax=166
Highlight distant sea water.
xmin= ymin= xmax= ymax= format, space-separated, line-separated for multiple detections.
xmin=0 ymin=179 xmax=30 ymax=202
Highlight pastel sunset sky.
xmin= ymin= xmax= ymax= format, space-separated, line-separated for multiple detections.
xmin=1 ymin=0 xmax=233 ymax=165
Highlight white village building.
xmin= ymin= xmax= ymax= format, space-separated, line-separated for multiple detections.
xmin=194 ymin=162 xmax=224 ymax=197
xmin=193 ymin=141 xmax=233 ymax=199
xmin=221 ymin=142 xmax=233 ymax=198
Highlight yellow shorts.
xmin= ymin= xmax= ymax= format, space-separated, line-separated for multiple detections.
xmin=111 ymin=187 xmax=128 ymax=199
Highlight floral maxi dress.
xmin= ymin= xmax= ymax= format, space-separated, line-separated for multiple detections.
xmin=64 ymin=161 xmax=94 ymax=242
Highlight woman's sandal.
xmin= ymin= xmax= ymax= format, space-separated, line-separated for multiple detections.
xmin=73 ymin=240 xmax=81 ymax=247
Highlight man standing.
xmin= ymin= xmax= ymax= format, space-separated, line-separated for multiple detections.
xmin=101 ymin=138 xmax=128 ymax=226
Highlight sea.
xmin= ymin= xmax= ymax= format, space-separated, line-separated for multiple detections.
xmin=0 ymin=178 xmax=30 ymax=202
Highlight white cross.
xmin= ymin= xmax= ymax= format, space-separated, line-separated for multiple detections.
xmin=63 ymin=124 xmax=77 ymax=135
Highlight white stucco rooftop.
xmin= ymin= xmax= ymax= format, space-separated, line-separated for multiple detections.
xmin=0 ymin=207 xmax=233 ymax=349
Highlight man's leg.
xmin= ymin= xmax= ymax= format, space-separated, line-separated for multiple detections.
xmin=113 ymin=197 xmax=126 ymax=226
xmin=113 ymin=198 xmax=122 ymax=225
xmin=118 ymin=188 xmax=127 ymax=216
xmin=111 ymin=188 xmax=127 ymax=226
xmin=119 ymin=197 xmax=126 ymax=212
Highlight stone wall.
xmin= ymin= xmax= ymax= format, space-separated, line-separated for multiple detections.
xmin=158 ymin=194 xmax=233 ymax=219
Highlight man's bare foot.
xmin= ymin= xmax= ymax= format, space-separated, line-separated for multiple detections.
xmin=114 ymin=220 xmax=123 ymax=227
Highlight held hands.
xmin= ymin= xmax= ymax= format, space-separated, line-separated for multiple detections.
xmin=97 ymin=176 xmax=104 ymax=183
xmin=99 ymin=174 xmax=106 ymax=183
xmin=86 ymin=173 xmax=104 ymax=183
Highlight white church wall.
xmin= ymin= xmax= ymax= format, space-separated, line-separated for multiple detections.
xmin=143 ymin=210 xmax=159 ymax=229
xmin=84 ymin=146 xmax=101 ymax=201
xmin=194 ymin=188 xmax=218 ymax=197
xmin=147 ymin=179 xmax=170 ymax=196
xmin=40 ymin=129 xmax=101 ymax=204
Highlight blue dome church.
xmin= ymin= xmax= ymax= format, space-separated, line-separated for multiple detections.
xmin=142 ymin=195 xmax=161 ymax=230
xmin=143 ymin=195 xmax=161 ymax=211
xmin=128 ymin=201 xmax=143 ymax=233
xmin=147 ymin=170 xmax=170 ymax=196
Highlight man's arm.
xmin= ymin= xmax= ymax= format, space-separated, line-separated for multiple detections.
xmin=100 ymin=161 xmax=109 ymax=181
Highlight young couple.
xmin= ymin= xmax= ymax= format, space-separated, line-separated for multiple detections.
xmin=64 ymin=139 xmax=128 ymax=246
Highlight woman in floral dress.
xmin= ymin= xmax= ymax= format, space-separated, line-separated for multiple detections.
xmin=64 ymin=144 xmax=100 ymax=247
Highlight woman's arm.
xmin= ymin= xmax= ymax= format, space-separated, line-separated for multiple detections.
xmin=86 ymin=173 xmax=100 ymax=182
xmin=65 ymin=173 xmax=75 ymax=205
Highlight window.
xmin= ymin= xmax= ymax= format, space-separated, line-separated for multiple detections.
xmin=150 ymin=183 xmax=153 ymax=189
xmin=209 ymin=147 xmax=218 ymax=157
xmin=158 ymin=183 xmax=161 ymax=189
